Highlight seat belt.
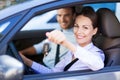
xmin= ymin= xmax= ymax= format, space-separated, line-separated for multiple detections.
xmin=55 ymin=44 xmax=60 ymax=65
xmin=55 ymin=29 xmax=63 ymax=65
xmin=64 ymin=58 xmax=79 ymax=71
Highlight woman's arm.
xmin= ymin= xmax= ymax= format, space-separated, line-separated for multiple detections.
xmin=46 ymin=30 xmax=76 ymax=53
xmin=73 ymin=45 xmax=104 ymax=71
xmin=20 ymin=53 xmax=53 ymax=74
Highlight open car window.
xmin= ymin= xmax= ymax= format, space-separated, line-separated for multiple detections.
xmin=0 ymin=13 xmax=24 ymax=39
xmin=14 ymin=1 xmax=120 ymax=75
xmin=21 ymin=10 xmax=59 ymax=31
xmin=21 ymin=2 xmax=119 ymax=32
xmin=1 ymin=0 xmax=120 ymax=80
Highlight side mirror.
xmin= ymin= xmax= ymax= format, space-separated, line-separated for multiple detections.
xmin=0 ymin=55 xmax=24 ymax=80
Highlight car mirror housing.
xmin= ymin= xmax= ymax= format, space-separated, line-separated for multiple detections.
xmin=0 ymin=55 xmax=23 ymax=80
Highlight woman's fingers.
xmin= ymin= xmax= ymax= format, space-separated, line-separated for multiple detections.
xmin=46 ymin=30 xmax=66 ymax=44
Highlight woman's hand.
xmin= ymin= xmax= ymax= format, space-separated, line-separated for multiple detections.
xmin=46 ymin=30 xmax=67 ymax=45
xmin=46 ymin=30 xmax=76 ymax=53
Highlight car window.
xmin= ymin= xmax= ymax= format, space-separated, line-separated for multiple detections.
xmin=47 ymin=14 xmax=57 ymax=23
xmin=0 ymin=22 xmax=10 ymax=33
xmin=0 ymin=13 xmax=24 ymax=39
xmin=21 ymin=2 xmax=119 ymax=31
xmin=116 ymin=3 xmax=120 ymax=22
xmin=84 ymin=3 xmax=116 ymax=11
xmin=84 ymin=2 xmax=120 ymax=22
xmin=21 ymin=10 xmax=60 ymax=31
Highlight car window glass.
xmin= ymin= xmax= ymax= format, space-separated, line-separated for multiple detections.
xmin=116 ymin=3 xmax=120 ymax=22
xmin=21 ymin=2 xmax=119 ymax=31
xmin=0 ymin=22 xmax=10 ymax=33
xmin=21 ymin=10 xmax=59 ymax=31
xmin=84 ymin=3 xmax=116 ymax=11
xmin=47 ymin=14 xmax=57 ymax=23
xmin=0 ymin=13 xmax=23 ymax=39
xmin=84 ymin=2 xmax=120 ymax=22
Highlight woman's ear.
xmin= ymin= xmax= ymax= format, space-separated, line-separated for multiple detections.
xmin=93 ymin=27 xmax=98 ymax=35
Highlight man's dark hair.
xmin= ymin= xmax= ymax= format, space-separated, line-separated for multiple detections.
xmin=70 ymin=6 xmax=76 ymax=14
xmin=62 ymin=6 xmax=76 ymax=14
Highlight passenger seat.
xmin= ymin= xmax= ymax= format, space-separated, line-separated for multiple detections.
xmin=96 ymin=8 xmax=120 ymax=66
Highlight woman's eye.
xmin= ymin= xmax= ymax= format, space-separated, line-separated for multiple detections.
xmin=83 ymin=25 xmax=89 ymax=29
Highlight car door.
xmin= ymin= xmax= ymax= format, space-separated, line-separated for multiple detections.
xmin=0 ymin=0 xmax=120 ymax=80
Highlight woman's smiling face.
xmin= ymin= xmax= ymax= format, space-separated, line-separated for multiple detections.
xmin=74 ymin=15 xmax=97 ymax=47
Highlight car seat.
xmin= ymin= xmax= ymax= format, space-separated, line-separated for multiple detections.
xmin=96 ymin=8 xmax=120 ymax=66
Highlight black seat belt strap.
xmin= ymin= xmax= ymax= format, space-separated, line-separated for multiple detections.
xmin=64 ymin=58 xmax=79 ymax=71
xmin=55 ymin=44 xmax=60 ymax=65
xmin=55 ymin=29 xmax=63 ymax=65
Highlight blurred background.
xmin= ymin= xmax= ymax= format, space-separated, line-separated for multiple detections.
xmin=0 ymin=0 xmax=29 ymax=10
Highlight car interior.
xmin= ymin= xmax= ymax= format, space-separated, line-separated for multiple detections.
xmin=96 ymin=8 xmax=120 ymax=66
xmin=5 ymin=4 xmax=120 ymax=76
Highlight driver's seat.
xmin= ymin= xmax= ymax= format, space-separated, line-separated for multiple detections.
xmin=96 ymin=8 xmax=120 ymax=66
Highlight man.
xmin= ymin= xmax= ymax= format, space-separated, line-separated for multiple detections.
xmin=19 ymin=7 xmax=76 ymax=68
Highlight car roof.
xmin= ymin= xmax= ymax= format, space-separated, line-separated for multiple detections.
xmin=0 ymin=0 xmax=55 ymax=20
xmin=0 ymin=0 xmax=119 ymax=20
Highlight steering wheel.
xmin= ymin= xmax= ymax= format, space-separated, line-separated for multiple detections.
xmin=8 ymin=41 xmax=35 ymax=75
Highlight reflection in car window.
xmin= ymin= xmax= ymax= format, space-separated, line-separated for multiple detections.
xmin=84 ymin=2 xmax=120 ymax=21
xmin=0 ymin=22 xmax=10 ymax=33
xmin=116 ymin=3 xmax=120 ymax=22
xmin=84 ymin=3 xmax=116 ymax=12
xmin=47 ymin=14 xmax=57 ymax=23
xmin=0 ymin=13 xmax=25 ymax=40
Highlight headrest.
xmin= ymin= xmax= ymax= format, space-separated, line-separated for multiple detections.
xmin=97 ymin=8 xmax=120 ymax=38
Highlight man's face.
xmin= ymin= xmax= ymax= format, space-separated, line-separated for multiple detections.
xmin=57 ymin=8 xmax=75 ymax=29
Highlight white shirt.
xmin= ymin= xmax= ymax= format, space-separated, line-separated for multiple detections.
xmin=33 ymin=28 xmax=76 ymax=68
xmin=31 ymin=42 xmax=105 ymax=74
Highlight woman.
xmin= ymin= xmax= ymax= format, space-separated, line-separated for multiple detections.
xmin=20 ymin=6 xmax=105 ymax=74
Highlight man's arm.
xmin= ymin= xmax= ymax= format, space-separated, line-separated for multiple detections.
xmin=19 ymin=46 xmax=37 ymax=55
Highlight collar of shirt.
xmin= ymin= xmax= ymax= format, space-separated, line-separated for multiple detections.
xmin=83 ymin=42 xmax=94 ymax=50
xmin=76 ymin=42 xmax=102 ymax=52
